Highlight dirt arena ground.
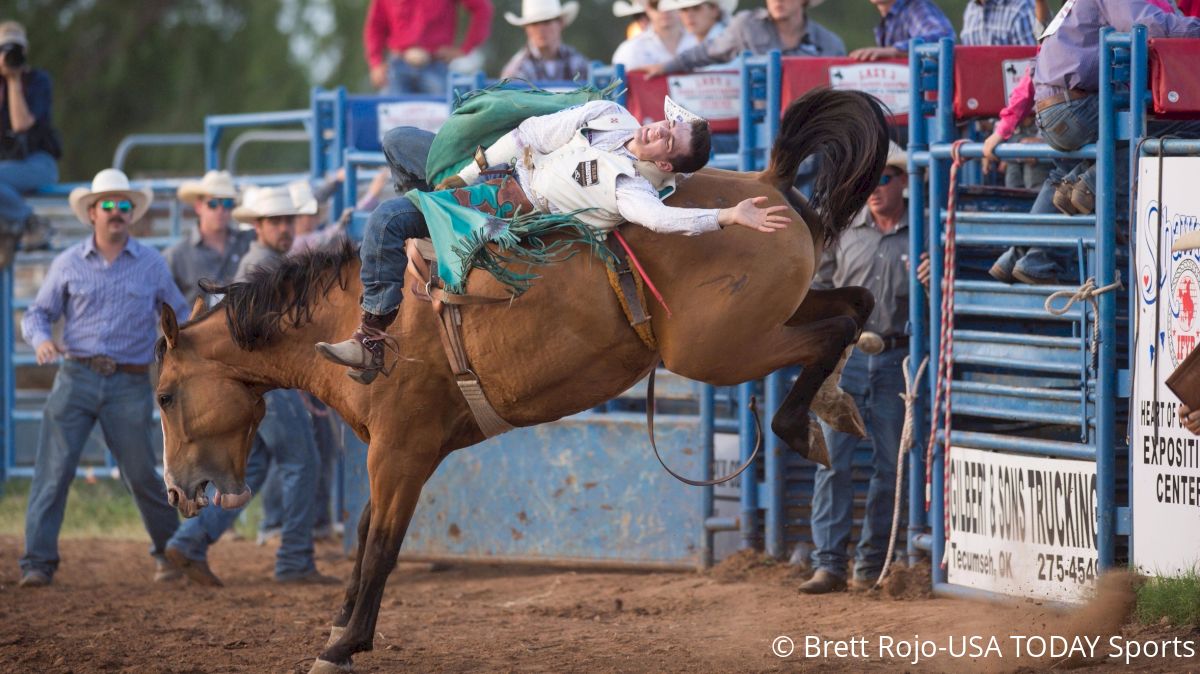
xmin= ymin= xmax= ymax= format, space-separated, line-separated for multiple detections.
xmin=1 ymin=536 xmax=1197 ymax=673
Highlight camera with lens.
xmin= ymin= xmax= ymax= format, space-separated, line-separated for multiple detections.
xmin=0 ymin=43 xmax=25 ymax=69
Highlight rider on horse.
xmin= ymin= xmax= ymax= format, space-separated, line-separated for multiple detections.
xmin=317 ymin=96 xmax=792 ymax=383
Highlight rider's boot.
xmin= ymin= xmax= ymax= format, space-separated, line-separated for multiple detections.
xmin=315 ymin=309 xmax=399 ymax=385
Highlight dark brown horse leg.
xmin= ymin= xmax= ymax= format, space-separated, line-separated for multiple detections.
xmin=313 ymin=446 xmax=442 ymax=672
xmin=784 ymin=287 xmax=874 ymax=439
xmin=767 ymin=315 xmax=861 ymax=467
xmin=326 ymin=499 xmax=371 ymax=647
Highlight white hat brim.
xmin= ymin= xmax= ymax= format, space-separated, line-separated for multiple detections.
xmin=68 ymin=187 xmax=154 ymax=226
xmin=177 ymin=181 xmax=239 ymax=202
xmin=613 ymin=0 xmax=645 ymax=17
xmin=505 ymin=1 xmax=578 ymax=26
xmin=231 ymin=204 xmax=307 ymax=225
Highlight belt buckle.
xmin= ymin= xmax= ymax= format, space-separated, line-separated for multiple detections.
xmin=91 ymin=355 xmax=117 ymax=376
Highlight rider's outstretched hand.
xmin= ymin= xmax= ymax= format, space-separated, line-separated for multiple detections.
xmin=717 ymin=196 xmax=791 ymax=233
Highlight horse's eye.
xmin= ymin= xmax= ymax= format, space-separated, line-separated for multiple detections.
xmin=157 ymin=393 xmax=173 ymax=408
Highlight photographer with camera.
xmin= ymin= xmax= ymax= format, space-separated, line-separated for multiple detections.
xmin=0 ymin=21 xmax=58 ymax=268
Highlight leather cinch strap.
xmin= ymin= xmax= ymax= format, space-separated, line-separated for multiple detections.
xmin=406 ymin=238 xmax=515 ymax=439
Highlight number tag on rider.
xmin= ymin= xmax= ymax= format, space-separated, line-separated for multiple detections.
xmin=1040 ymin=0 xmax=1076 ymax=41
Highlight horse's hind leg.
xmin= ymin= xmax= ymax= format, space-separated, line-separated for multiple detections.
xmin=313 ymin=440 xmax=443 ymax=672
xmin=326 ymin=499 xmax=371 ymax=647
xmin=785 ymin=287 xmax=874 ymax=439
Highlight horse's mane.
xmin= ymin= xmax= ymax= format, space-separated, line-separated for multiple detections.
xmin=198 ymin=239 xmax=358 ymax=351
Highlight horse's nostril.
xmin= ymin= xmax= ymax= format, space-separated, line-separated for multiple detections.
xmin=167 ymin=487 xmax=181 ymax=508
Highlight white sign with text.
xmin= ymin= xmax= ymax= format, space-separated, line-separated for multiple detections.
xmin=946 ymin=447 xmax=1098 ymax=603
xmin=377 ymin=101 xmax=449 ymax=140
xmin=1132 ymin=156 xmax=1200 ymax=577
xmin=827 ymin=63 xmax=910 ymax=116
xmin=666 ymin=73 xmax=741 ymax=122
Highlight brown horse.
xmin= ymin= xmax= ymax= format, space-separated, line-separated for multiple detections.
xmin=155 ymin=88 xmax=888 ymax=672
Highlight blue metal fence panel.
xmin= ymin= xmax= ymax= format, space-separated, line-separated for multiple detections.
xmin=342 ymin=412 xmax=708 ymax=568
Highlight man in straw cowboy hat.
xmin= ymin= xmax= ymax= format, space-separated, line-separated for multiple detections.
xmin=164 ymin=185 xmax=334 ymax=586
xmin=500 ymin=0 xmax=591 ymax=82
xmin=17 ymin=169 xmax=189 ymax=588
xmin=612 ymin=0 xmax=698 ymax=69
xmin=163 ymin=169 xmax=254 ymax=305
xmin=317 ymin=95 xmax=791 ymax=384
xmin=640 ymin=0 xmax=844 ymax=77
xmin=613 ymin=0 xmax=652 ymax=38
xmin=659 ymin=0 xmax=736 ymax=44
xmin=801 ymin=142 xmax=910 ymax=595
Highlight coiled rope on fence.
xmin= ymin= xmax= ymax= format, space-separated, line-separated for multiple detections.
xmin=1044 ymin=273 xmax=1124 ymax=369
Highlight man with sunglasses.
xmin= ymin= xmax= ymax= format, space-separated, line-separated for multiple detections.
xmin=801 ymin=142 xmax=909 ymax=594
xmin=163 ymin=170 xmax=255 ymax=306
xmin=17 ymin=168 xmax=190 ymax=588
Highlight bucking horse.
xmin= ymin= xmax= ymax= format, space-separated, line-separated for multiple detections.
xmin=155 ymin=88 xmax=889 ymax=671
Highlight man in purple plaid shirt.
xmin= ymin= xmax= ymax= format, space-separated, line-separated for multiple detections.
xmin=960 ymin=0 xmax=1037 ymax=47
xmin=17 ymin=169 xmax=189 ymax=588
xmin=851 ymin=0 xmax=955 ymax=61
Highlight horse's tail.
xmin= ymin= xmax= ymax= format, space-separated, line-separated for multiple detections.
xmin=763 ymin=88 xmax=890 ymax=247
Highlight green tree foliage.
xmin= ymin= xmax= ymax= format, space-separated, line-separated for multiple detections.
xmin=8 ymin=0 xmax=972 ymax=181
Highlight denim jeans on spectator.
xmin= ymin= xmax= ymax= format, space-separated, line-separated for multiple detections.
xmin=21 ymin=360 xmax=178 ymax=577
xmin=360 ymin=196 xmax=430 ymax=315
xmin=810 ymin=347 xmax=906 ymax=580
xmin=260 ymin=393 xmax=339 ymax=532
xmin=0 ymin=151 xmax=58 ymax=228
xmin=386 ymin=58 xmax=448 ymax=96
xmin=167 ymin=389 xmax=319 ymax=578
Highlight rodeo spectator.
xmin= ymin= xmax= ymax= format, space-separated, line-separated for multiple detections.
xmin=614 ymin=0 xmax=652 ymax=39
xmin=0 ymin=20 xmax=57 ymax=269
xmin=162 ymin=170 xmax=254 ymax=306
xmin=801 ymin=143 xmax=909 ymax=594
xmin=501 ymin=0 xmax=591 ymax=82
xmin=18 ymin=169 xmax=189 ymax=588
xmin=164 ymin=186 xmax=334 ymax=586
xmin=641 ymin=0 xmax=844 ymax=77
xmin=659 ymin=0 xmax=736 ymax=45
xmin=612 ymin=0 xmax=699 ymax=70
xmin=364 ymin=0 xmax=493 ymax=95
xmin=960 ymin=0 xmax=1037 ymax=46
xmin=850 ymin=0 xmax=955 ymax=62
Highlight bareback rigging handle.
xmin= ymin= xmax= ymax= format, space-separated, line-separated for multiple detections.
xmin=646 ymin=369 xmax=763 ymax=487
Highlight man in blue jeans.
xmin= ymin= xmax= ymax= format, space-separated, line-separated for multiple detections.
xmin=164 ymin=186 xmax=334 ymax=586
xmin=993 ymin=0 xmax=1200 ymax=284
xmin=19 ymin=169 xmax=189 ymax=588
xmin=801 ymin=143 xmax=909 ymax=594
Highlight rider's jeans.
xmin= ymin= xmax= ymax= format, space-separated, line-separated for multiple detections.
xmin=359 ymin=197 xmax=430 ymax=316
xmin=810 ymin=347 xmax=906 ymax=580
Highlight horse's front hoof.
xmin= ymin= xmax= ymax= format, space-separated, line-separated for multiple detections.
xmin=812 ymin=385 xmax=866 ymax=438
xmin=326 ymin=625 xmax=346 ymax=648
xmin=309 ymin=657 xmax=353 ymax=674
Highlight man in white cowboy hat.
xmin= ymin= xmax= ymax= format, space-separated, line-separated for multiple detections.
xmin=614 ymin=0 xmax=652 ymax=38
xmin=162 ymin=169 xmax=255 ymax=305
xmin=640 ymin=0 xmax=844 ymax=77
xmin=500 ymin=0 xmax=591 ymax=82
xmin=317 ymin=95 xmax=791 ymax=383
xmin=612 ymin=0 xmax=699 ymax=70
xmin=164 ymin=184 xmax=333 ymax=586
xmin=17 ymin=169 xmax=189 ymax=588
xmin=801 ymin=142 xmax=910 ymax=595
xmin=659 ymin=0 xmax=737 ymax=44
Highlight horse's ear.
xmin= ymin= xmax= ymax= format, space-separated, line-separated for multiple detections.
xmin=190 ymin=295 xmax=206 ymax=321
xmin=161 ymin=302 xmax=179 ymax=350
